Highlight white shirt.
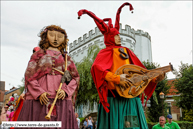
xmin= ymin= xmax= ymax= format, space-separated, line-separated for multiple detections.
xmin=76 ymin=118 xmax=80 ymax=128
xmin=88 ymin=119 xmax=93 ymax=126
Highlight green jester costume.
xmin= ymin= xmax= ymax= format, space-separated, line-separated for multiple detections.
xmin=78 ymin=2 xmax=157 ymax=129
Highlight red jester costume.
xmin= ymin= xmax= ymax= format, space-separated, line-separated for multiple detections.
xmin=78 ymin=2 xmax=157 ymax=129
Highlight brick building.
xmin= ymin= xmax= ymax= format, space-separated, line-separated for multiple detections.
xmin=0 ymin=81 xmax=6 ymax=106
xmin=165 ymin=79 xmax=182 ymax=120
xmin=4 ymin=87 xmax=21 ymax=106
xmin=143 ymin=79 xmax=182 ymax=121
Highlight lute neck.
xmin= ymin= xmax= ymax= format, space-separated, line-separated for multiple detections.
xmin=150 ymin=63 xmax=173 ymax=73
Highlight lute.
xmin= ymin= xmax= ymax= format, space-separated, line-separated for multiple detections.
xmin=115 ymin=63 xmax=173 ymax=98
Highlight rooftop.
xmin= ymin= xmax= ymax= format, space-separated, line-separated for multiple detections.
xmin=166 ymin=79 xmax=180 ymax=96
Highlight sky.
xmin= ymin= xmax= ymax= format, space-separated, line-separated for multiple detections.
xmin=1 ymin=1 xmax=192 ymax=90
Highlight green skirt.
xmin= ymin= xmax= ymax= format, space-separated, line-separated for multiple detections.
xmin=97 ymin=96 xmax=148 ymax=129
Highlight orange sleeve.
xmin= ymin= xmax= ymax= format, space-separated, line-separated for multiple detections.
xmin=105 ymin=72 xmax=120 ymax=84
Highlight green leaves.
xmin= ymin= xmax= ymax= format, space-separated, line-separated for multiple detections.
xmin=18 ymin=78 xmax=25 ymax=94
xmin=174 ymin=63 xmax=193 ymax=112
xmin=75 ymin=45 xmax=102 ymax=108
xmin=152 ymin=91 xmax=158 ymax=105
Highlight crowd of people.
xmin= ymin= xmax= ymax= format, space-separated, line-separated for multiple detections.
xmin=152 ymin=115 xmax=180 ymax=129
xmin=1 ymin=105 xmax=182 ymax=129
xmin=75 ymin=113 xmax=97 ymax=129
xmin=0 ymin=47 xmax=38 ymax=124
xmin=74 ymin=114 xmax=181 ymax=129
xmin=82 ymin=116 xmax=96 ymax=129
xmin=0 ymin=93 xmax=21 ymax=123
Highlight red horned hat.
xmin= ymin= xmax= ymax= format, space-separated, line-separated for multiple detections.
xmin=78 ymin=2 xmax=134 ymax=47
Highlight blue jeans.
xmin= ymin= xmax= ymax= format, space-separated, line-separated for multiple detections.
xmin=86 ymin=125 xmax=93 ymax=129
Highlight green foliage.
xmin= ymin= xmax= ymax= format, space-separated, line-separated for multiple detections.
xmin=79 ymin=117 xmax=85 ymax=123
xmin=75 ymin=45 xmax=102 ymax=108
xmin=147 ymin=122 xmax=156 ymax=129
xmin=176 ymin=121 xmax=193 ymax=129
xmin=183 ymin=109 xmax=193 ymax=122
xmin=143 ymin=61 xmax=171 ymax=122
xmin=18 ymin=78 xmax=25 ymax=94
xmin=173 ymin=62 xmax=193 ymax=111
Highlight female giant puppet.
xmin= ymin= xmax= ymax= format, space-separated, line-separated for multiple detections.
xmin=78 ymin=2 xmax=162 ymax=129
xmin=17 ymin=25 xmax=79 ymax=129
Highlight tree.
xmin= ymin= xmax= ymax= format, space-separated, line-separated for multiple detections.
xmin=75 ymin=44 xmax=102 ymax=108
xmin=173 ymin=62 xmax=193 ymax=121
xmin=18 ymin=78 xmax=25 ymax=94
xmin=143 ymin=61 xmax=171 ymax=122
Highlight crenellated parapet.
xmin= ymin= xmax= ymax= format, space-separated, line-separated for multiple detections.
xmin=135 ymin=29 xmax=151 ymax=41
xmin=69 ymin=23 xmax=152 ymax=63
xmin=69 ymin=23 xmax=152 ymax=53
xmin=119 ymin=24 xmax=136 ymax=39
xmin=69 ymin=27 xmax=103 ymax=53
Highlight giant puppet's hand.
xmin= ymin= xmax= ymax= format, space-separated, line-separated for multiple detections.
xmin=63 ymin=70 xmax=72 ymax=85
xmin=56 ymin=89 xmax=66 ymax=100
xmin=20 ymin=93 xmax=25 ymax=100
xmin=39 ymin=92 xmax=50 ymax=105
xmin=119 ymin=74 xmax=131 ymax=90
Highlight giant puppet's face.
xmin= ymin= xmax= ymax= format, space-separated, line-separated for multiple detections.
xmin=47 ymin=30 xmax=65 ymax=48
xmin=114 ymin=34 xmax=121 ymax=46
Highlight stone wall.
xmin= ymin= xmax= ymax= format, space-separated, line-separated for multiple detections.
xmin=69 ymin=23 xmax=152 ymax=63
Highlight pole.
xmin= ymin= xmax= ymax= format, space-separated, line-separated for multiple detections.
xmin=162 ymin=99 xmax=164 ymax=116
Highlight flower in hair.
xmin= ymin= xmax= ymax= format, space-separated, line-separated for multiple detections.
xmin=44 ymin=29 xmax=47 ymax=32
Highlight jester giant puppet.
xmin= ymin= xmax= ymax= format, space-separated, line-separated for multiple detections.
xmin=17 ymin=25 xmax=79 ymax=129
xmin=78 ymin=2 xmax=164 ymax=129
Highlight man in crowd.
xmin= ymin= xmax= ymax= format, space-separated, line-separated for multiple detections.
xmin=87 ymin=116 xmax=94 ymax=129
xmin=75 ymin=113 xmax=80 ymax=128
xmin=152 ymin=116 xmax=170 ymax=129
xmin=0 ymin=106 xmax=8 ymax=128
xmin=82 ymin=118 xmax=88 ymax=129
xmin=0 ymin=106 xmax=3 ymax=125
xmin=166 ymin=114 xmax=180 ymax=129
xmin=95 ymin=121 xmax=97 ymax=129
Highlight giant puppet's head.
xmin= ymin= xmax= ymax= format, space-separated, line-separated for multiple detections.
xmin=78 ymin=2 xmax=133 ymax=47
xmin=38 ymin=25 xmax=69 ymax=54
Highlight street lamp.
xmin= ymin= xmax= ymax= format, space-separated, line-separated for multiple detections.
xmin=159 ymin=92 xmax=165 ymax=116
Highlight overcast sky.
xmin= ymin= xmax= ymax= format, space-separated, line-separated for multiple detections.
xmin=1 ymin=1 xmax=192 ymax=90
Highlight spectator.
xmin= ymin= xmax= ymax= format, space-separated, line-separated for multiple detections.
xmin=1 ymin=106 xmax=9 ymax=129
xmin=152 ymin=116 xmax=170 ymax=129
xmin=125 ymin=121 xmax=131 ymax=128
xmin=0 ymin=106 xmax=2 ymax=125
xmin=7 ymin=106 xmax=14 ymax=121
xmin=6 ymin=110 xmax=10 ymax=121
xmin=166 ymin=114 xmax=180 ymax=129
xmin=87 ymin=116 xmax=94 ymax=129
xmin=95 ymin=121 xmax=97 ymax=129
xmin=0 ymin=106 xmax=7 ymax=124
xmin=75 ymin=113 xmax=80 ymax=128
xmin=9 ymin=109 xmax=14 ymax=121
xmin=82 ymin=118 xmax=88 ymax=129
xmin=4 ymin=106 xmax=8 ymax=113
